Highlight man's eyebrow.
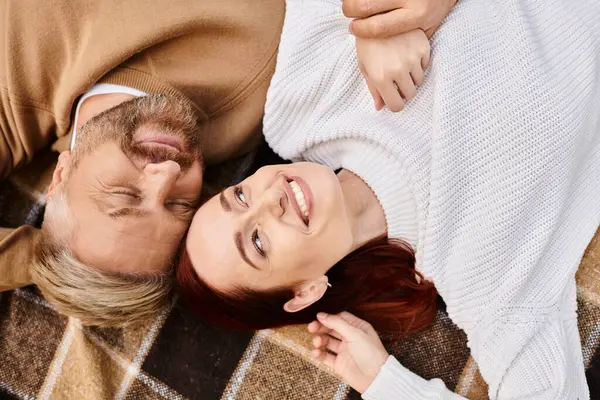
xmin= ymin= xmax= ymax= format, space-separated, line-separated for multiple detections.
xmin=234 ymin=231 xmax=259 ymax=270
xmin=219 ymin=191 xmax=231 ymax=212
xmin=107 ymin=207 xmax=150 ymax=220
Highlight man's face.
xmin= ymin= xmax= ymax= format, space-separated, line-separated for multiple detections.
xmin=48 ymin=94 xmax=203 ymax=274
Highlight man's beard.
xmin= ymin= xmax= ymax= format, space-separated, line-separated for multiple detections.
xmin=71 ymin=94 xmax=202 ymax=171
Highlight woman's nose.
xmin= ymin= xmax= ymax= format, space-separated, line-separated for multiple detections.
xmin=255 ymin=189 xmax=284 ymax=218
xmin=143 ymin=160 xmax=181 ymax=205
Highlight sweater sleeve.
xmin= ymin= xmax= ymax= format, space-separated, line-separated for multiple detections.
xmin=0 ymin=133 xmax=14 ymax=180
xmin=416 ymin=0 xmax=600 ymax=395
xmin=0 ymin=226 xmax=39 ymax=292
xmin=466 ymin=280 xmax=588 ymax=399
xmin=363 ymin=356 xmax=466 ymax=400
xmin=363 ymin=302 xmax=587 ymax=400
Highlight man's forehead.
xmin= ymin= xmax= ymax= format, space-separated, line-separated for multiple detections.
xmin=66 ymin=195 xmax=185 ymax=271
xmin=72 ymin=224 xmax=178 ymax=273
xmin=109 ymin=210 xmax=184 ymax=242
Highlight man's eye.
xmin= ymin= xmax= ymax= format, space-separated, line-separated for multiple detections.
xmin=113 ymin=190 xmax=139 ymax=199
xmin=166 ymin=201 xmax=194 ymax=212
xmin=234 ymin=186 xmax=248 ymax=206
xmin=252 ymin=229 xmax=265 ymax=257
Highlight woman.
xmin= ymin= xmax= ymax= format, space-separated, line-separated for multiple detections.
xmin=178 ymin=0 xmax=600 ymax=398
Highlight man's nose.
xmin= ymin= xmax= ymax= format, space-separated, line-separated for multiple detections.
xmin=143 ymin=160 xmax=181 ymax=205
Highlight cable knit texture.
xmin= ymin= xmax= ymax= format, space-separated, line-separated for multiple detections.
xmin=263 ymin=0 xmax=600 ymax=398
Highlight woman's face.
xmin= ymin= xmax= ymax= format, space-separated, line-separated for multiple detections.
xmin=186 ymin=163 xmax=354 ymax=293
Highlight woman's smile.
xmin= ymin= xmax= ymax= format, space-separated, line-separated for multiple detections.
xmin=283 ymin=176 xmax=313 ymax=226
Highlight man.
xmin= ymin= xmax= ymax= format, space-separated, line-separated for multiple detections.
xmin=0 ymin=0 xmax=285 ymax=325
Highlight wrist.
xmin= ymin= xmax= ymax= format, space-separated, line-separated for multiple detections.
xmin=361 ymin=352 xmax=390 ymax=394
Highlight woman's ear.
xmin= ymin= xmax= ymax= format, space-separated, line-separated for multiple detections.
xmin=283 ymin=276 xmax=330 ymax=313
xmin=47 ymin=151 xmax=72 ymax=197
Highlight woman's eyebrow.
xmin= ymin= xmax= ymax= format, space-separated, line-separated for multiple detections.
xmin=219 ymin=191 xmax=232 ymax=212
xmin=234 ymin=231 xmax=260 ymax=270
xmin=220 ymin=190 xmax=260 ymax=270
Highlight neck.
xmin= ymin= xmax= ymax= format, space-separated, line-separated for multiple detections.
xmin=337 ymin=169 xmax=387 ymax=252
xmin=76 ymin=93 xmax=136 ymax=132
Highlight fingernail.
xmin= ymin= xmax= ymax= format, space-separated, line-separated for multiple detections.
xmin=317 ymin=312 xmax=327 ymax=320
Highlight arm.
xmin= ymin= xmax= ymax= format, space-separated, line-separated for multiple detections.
xmin=466 ymin=281 xmax=588 ymax=399
xmin=309 ymin=312 xmax=466 ymax=399
xmin=0 ymin=226 xmax=39 ymax=292
xmin=310 ymin=296 xmax=589 ymax=400
xmin=343 ymin=0 xmax=457 ymax=39
xmin=364 ymin=356 xmax=466 ymax=400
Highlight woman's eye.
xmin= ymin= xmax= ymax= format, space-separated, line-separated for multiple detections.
xmin=252 ymin=230 xmax=265 ymax=257
xmin=234 ymin=186 xmax=248 ymax=206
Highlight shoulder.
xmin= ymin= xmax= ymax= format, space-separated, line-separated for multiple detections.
xmin=0 ymin=226 xmax=40 ymax=291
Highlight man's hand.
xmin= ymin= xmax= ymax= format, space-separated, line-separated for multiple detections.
xmin=344 ymin=0 xmax=458 ymax=39
xmin=308 ymin=312 xmax=390 ymax=394
xmin=356 ymin=29 xmax=430 ymax=111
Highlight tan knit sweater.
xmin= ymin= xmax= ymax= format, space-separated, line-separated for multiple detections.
xmin=0 ymin=227 xmax=39 ymax=291
xmin=0 ymin=0 xmax=284 ymax=289
xmin=0 ymin=0 xmax=284 ymax=178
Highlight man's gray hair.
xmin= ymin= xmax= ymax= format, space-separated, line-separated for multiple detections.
xmin=31 ymin=191 xmax=173 ymax=327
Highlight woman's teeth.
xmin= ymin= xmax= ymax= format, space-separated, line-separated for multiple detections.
xmin=289 ymin=180 xmax=309 ymax=218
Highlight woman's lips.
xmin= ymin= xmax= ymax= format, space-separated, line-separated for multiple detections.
xmin=288 ymin=175 xmax=313 ymax=225
xmin=283 ymin=179 xmax=305 ymax=225
xmin=291 ymin=176 xmax=313 ymax=221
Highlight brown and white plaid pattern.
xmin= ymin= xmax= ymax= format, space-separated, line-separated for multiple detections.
xmin=1 ymin=147 xmax=599 ymax=400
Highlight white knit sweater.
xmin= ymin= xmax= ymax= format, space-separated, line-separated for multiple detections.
xmin=263 ymin=0 xmax=600 ymax=399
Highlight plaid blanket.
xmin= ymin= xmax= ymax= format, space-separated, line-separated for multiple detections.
xmin=1 ymin=146 xmax=599 ymax=400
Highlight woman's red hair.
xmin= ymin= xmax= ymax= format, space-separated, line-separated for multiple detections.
xmin=177 ymin=238 xmax=437 ymax=335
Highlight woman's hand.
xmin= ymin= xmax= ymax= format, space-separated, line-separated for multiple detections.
xmin=308 ymin=312 xmax=389 ymax=394
xmin=344 ymin=0 xmax=458 ymax=39
xmin=356 ymin=29 xmax=430 ymax=111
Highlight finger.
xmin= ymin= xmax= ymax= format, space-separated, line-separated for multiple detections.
xmin=377 ymin=80 xmax=405 ymax=112
xmin=365 ymin=78 xmax=385 ymax=111
xmin=317 ymin=312 xmax=362 ymax=341
xmin=422 ymin=50 xmax=431 ymax=70
xmin=311 ymin=348 xmax=337 ymax=370
xmin=338 ymin=311 xmax=376 ymax=334
xmin=307 ymin=320 xmax=322 ymax=333
xmin=358 ymin=61 xmax=367 ymax=77
xmin=308 ymin=320 xmax=343 ymax=340
xmin=343 ymin=0 xmax=404 ymax=19
xmin=312 ymin=334 xmax=342 ymax=354
xmin=394 ymin=74 xmax=417 ymax=102
xmin=350 ymin=9 xmax=421 ymax=39
xmin=410 ymin=67 xmax=425 ymax=87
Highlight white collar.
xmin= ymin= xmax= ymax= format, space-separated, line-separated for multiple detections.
xmin=70 ymin=84 xmax=147 ymax=150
